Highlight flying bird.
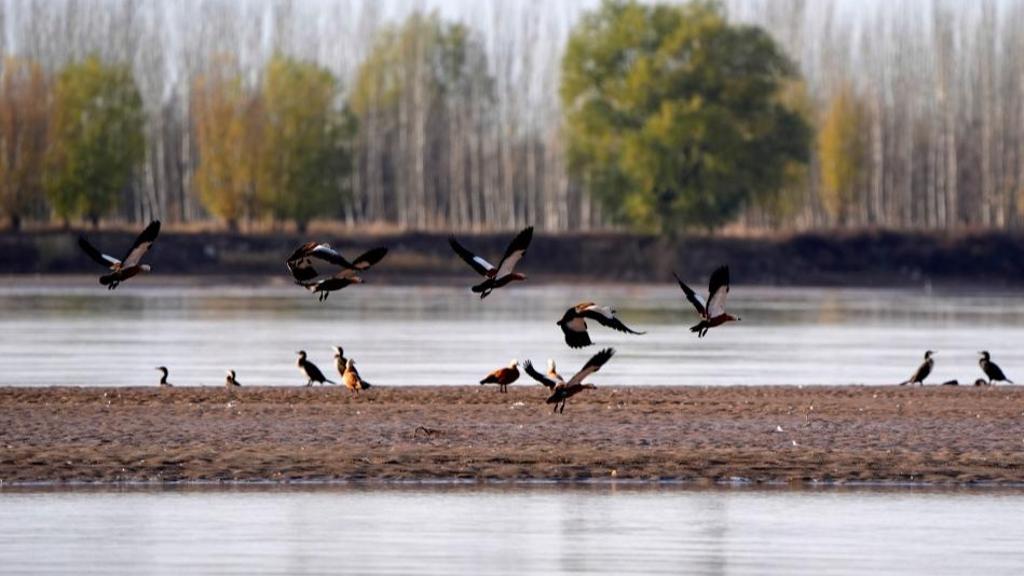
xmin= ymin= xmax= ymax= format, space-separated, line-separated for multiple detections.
xmin=286 ymin=242 xmax=386 ymax=301
xmin=342 ymin=358 xmax=372 ymax=394
xmin=225 ymin=370 xmax=241 ymax=388
xmin=480 ymin=360 xmax=520 ymax=393
xmin=449 ymin=226 xmax=533 ymax=298
xmin=78 ymin=220 xmax=161 ymax=289
xmin=156 ymin=366 xmax=173 ymax=387
xmin=556 ymin=302 xmax=645 ymax=348
xmin=544 ymin=348 xmax=615 ymax=414
xmin=979 ymin=351 xmax=1014 ymax=384
xmin=673 ymin=266 xmax=739 ymax=337
xmin=900 ymin=350 xmax=935 ymax=386
xmin=296 ymin=350 xmax=334 ymax=386
xmin=523 ymin=359 xmax=565 ymax=389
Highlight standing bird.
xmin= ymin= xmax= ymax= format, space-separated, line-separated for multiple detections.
xmin=556 ymin=302 xmax=645 ymax=348
xmin=480 ymin=360 xmax=520 ymax=393
xmin=544 ymin=348 xmax=615 ymax=414
xmin=333 ymin=346 xmax=348 ymax=379
xmin=673 ymin=266 xmax=739 ymax=337
xmin=523 ymin=359 xmax=565 ymax=389
xmin=156 ymin=366 xmax=173 ymax=387
xmin=342 ymin=359 xmax=372 ymax=395
xmin=900 ymin=350 xmax=935 ymax=386
xmin=979 ymin=351 xmax=1014 ymax=384
xmin=78 ymin=221 xmax=161 ymax=289
xmin=286 ymin=242 xmax=387 ymax=301
xmin=225 ymin=370 xmax=241 ymax=388
xmin=449 ymin=226 xmax=533 ymax=298
xmin=296 ymin=351 xmax=334 ymax=386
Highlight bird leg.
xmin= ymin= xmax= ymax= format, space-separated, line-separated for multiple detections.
xmin=560 ymin=402 xmax=566 ymax=414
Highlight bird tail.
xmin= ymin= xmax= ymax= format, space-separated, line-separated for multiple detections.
xmin=324 ymin=378 xmax=336 ymax=384
xmin=480 ymin=376 xmax=496 ymax=385
xmin=361 ymin=381 xmax=372 ymax=389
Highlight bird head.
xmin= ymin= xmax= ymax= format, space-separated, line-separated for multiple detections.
xmin=346 ymin=358 xmax=355 ymax=368
xmin=296 ymin=350 xmax=306 ymax=358
xmin=156 ymin=366 xmax=167 ymax=373
xmin=509 ymin=359 xmax=519 ymax=369
xmin=333 ymin=346 xmax=344 ymax=357
xmin=226 ymin=370 xmax=236 ymax=378
xmin=925 ymin=350 xmax=935 ymax=359
xmin=979 ymin=351 xmax=990 ymax=360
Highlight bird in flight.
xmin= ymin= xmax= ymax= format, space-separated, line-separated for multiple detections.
xmin=540 ymin=348 xmax=615 ymax=414
xmin=449 ymin=226 xmax=533 ymax=298
xmin=286 ymin=242 xmax=387 ymax=301
xmin=900 ymin=350 xmax=935 ymax=386
xmin=78 ymin=220 xmax=161 ymax=290
xmin=673 ymin=265 xmax=739 ymax=337
xmin=556 ymin=302 xmax=644 ymax=348
xmin=522 ymin=359 xmax=565 ymax=390
xmin=480 ymin=360 xmax=520 ymax=393
xmin=978 ymin=351 xmax=1014 ymax=384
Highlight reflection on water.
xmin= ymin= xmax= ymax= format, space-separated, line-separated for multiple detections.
xmin=0 ymin=279 xmax=1022 ymax=387
xmin=0 ymin=486 xmax=1022 ymax=575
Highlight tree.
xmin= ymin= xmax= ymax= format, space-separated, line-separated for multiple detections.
xmin=45 ymin=56 xmax=145 ymax=227
xmin=818 ymin=81 xmax=869 ymax=225
xmin=257 ymin=55 xmax=356 ymax=232
xmin=0 ymin=57 xmax=50 ymax=230
xmin=561 ymin=0 xmax=810 ymax=233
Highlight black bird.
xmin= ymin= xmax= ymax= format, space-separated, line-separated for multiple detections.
xmin=78 ymin=220 xmax=161 ymax=289
xmin=296 ymin=350 xmax=334 ymax=386
xmin=979 ymin=351 xmax=1013 ymax=384
xmin=286 ymin=242 xmax=386 ymax=301
xmin=225 ymin=370 xmax=241 ymax=388
xmin=900 ymin=350 xmax=935 ymax=386
xmin=449 ymin=226 xmax=533 ymax=298
xmin=156 ymin=366 xmax=172 ymax=387
xmin=333 ymin=346 xmax=347 ymax=380
xmin=673 ymin=266 xmax=740 ymax=337
xmin=556 ymin=302 xmax=645 ymax=348
xmin=544 ymin=348 xmax=615 ymax=414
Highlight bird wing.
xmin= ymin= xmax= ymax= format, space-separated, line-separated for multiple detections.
xmin=350 ymin=247 xmax=388 ymax=270
xmin=120 ymin=221 xmax=161 ymax=267
xmin=909 ymin=360 xmax=932 ymax=383
xmin=331 ymin=268 xmax=360 ymax=280
xmin=523 ymin=360 xmax=558 ymax=389
xmin=308 ymin=243 xmax=355 ymax=268
xmin=566 ymin=347 xmax=615 ymax=387
xmin=448 ymin=236 xmax=496 ymax=277
xmin=286 ymin=242 xmax=322 ymax=282
xmin=494 ymin=226 xmax=533 ymax=278
xmin=78 ymin=236 xmax=121 ymax=268
xmin=580 ymin=304 xmax=645 ymax=335
xmin=705 ymin=265 xmax=731 ymax=318
xmin=673 ymin=272 xmax=706 ymax=317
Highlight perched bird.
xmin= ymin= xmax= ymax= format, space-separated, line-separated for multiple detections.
xmin=342 ymin=359 xmax=372 ymax=394
xmin=156 ymin=366 xmax=173 ymax=387
xmin=545 ymin=348 xmax=615 ymax=414
xmin=296 ymin=350 xmax=334 ymax=386
xmin=974 ymin=378 xmax=990 ymax=387
xmin=523 ymin=359 xmax=565 ymax=389
xmin=673 ymin=266 xmax=740 ymax=337
xmin=480 ymin=360 xmax=520 ymax=393
xmin=78 ymin=221 xmax=161 ymax=290
xmin=556 ymin=302 xmax=645 ymax=348
xmin=225 ymin=370 xmax=241 ymax=388
xmin=286 ymin=242 xmax=386 ymax=301
xmin=900 ymin=350 xmax=935 ymax=386
xmin=979 ymin=351 xmax=1014 ymax=384
xmin=449 ymin=226 xmax=533 ymax=298
xmin=333 ymin=346 xmax=347 ymax=379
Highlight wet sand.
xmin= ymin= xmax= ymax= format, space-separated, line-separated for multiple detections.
xmin=2 ymin=385 xmax=1023 ymax=485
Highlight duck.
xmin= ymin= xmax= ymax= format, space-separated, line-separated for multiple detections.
xmin=449 ymin=226 xmax=533 ymax=298
xmin=286 ymin=242 xmax=386 ymax=301
xmin=556 ymin=302 xmax=645 ymax=348
xmin=979 ymin=351 xmax=1014 ymax=384
xmin=296 ymin=350 xmax=334 ymax=386
xmin=156 ymin=366 xmax=173 ymax=387
xmin=303 ymin=273 xmax=364 ymax=302
xmin=78 ymin=220 xmax=161 ymax=289
xmin=544 ymin=348 xmax=615 ymax=414
xmin=523 ymin=359 xmax=565 ymax=389
xmin=480 ymin=360 xmax=520 ymax=393
xmin=673 ymin=266 xmax=739 ymax=337
xmin=225 ymin=370 xmax=241 ymax=388
xmin=900 ymin=351 xmax=935 ymax=386
xmin=342 ymin=359 xmax=372 ymax=394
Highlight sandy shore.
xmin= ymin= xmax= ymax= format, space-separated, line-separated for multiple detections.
xmin=2 ymin=385 xmax=1023 ymax=485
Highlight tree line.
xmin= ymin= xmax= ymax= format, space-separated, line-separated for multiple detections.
xmin=0 ymin=0 xmax=1022 ymax=234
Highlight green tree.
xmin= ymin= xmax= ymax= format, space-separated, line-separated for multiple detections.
xmin=0 ymin=57 xmax=50 ymax=230
xmin=817 ymin=81 xmax=869 ymax=224
xmin=561 ymin=0 xmax=810 ymax=233
xmin=45 ymin=56 xmax=145 ymax=227
xmin=257 ymin=55 xmax=356 ymax=232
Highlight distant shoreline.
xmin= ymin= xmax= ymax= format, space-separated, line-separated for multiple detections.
xmin=3 ymin=385 xmax=1022 ymax=486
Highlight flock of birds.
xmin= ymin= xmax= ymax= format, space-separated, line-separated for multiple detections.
xmin=79 ymin=220 xmax=1013 ymax=411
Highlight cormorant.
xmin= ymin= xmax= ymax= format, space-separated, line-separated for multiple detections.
xmin=900 ymin=350 xmax=935 ymax=386
xmin=296 ymin=350 xmax=334 ymax=386
xmin=225 ymin=370 xmax=241 ymax=388
xmin=979 ymin=351 xmax=1014 ymax=384
xmin=156 ymin=366 xmax=172 ymax=387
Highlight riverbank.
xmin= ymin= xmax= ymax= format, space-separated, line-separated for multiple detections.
xmin=3 ymin=228 xmax=1024 ymax=286
xmin=2 ymin=385 xmax=1022 ymax=485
